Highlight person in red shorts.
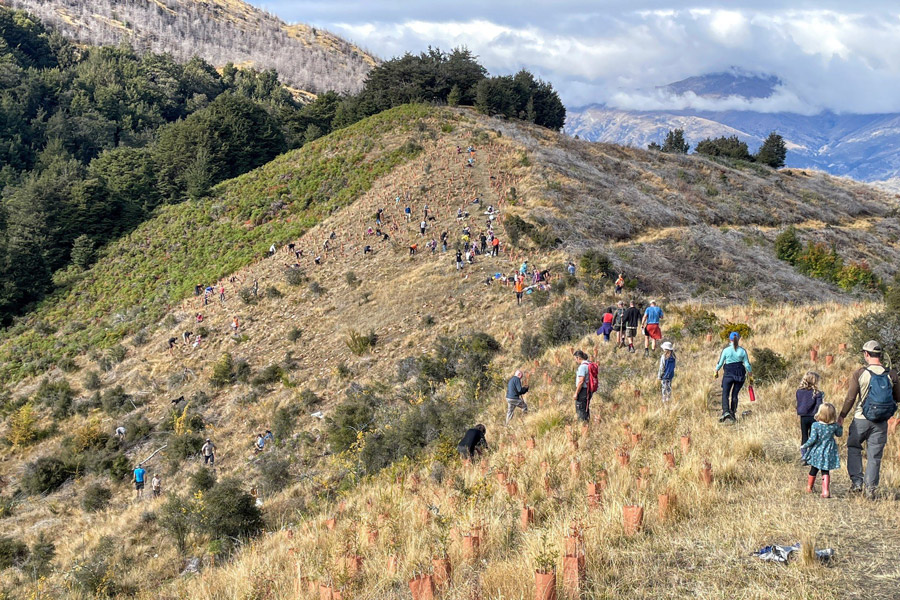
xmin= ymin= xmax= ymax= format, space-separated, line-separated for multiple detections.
xmin=641 ymin=300 xmax=664 ymax=357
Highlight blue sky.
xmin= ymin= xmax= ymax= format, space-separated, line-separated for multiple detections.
xmin=250 ymin=2 xmax=900 ymax=113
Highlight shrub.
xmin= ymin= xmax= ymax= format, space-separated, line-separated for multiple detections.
xmin=251 ymin=364 xmax=284 ymax=387
xmin=57 ymin=357 xmax=79 ymax=373
xmin=71 ymin=536 xmax=121 ymax=598
xmin=751 ymin=348 xmax=789 ymax=383
xmin=84 ymin=371 xmax=103 ymax=390
xmin=210 ymin=353 xmax=235 ymax=387
xmin=284 ymin=268 xmax=307 ymax=286
xmin=336 ymin=361 xmax=351 ymax=379
xmin=679 ymin=306 xmax=721 ymax=337
xmin=328 ymin=389 xmax=377 ymax=453
xmin=189 ymin=467 xmax=217 ymax=493
xmin=257 ymin=455 xmax=292 ymax=492
xmin=298 ymin=389 xmax=322 ymax=409
xmin=0 ymin=536 xmax=28 ymax=569
xmin=308 ymin=281 xmax=326 ymax=296
xmin=719 ymin=322 xmax=752 ymax=342
xmin=6 ymin=402 xmax=37 ymax=448
xmin=167 ymin=432 xmax=204 ymax=465
xmin=239 ymin=287 xmax=258 ymax=304
xmin=132 ymin=329 xmax=150 ymax=347
xmin=520 ymin=332 xmax=544 ymax=361
xmin=199 ymin=479 xmax=263 ymax=540
xmin=0 ymin=496 xmax=13 ymax=519
xmin=504 ymin=214 xmax=532 ymax=246
xmin=530 ymin=289 xmax=550 ymax=307
xmin=123 ymin=414 xmax=153 ymax=444
xmin=81 ymin=483 xmax=112 ymax=512
xmin=775 ymin=226 xmax=802 ymax=265
xmin=346 ymin=329 xmax=378 ymax=355
xmin=417 ymin=332 xmax=501 ymax=397
xmin=24 ymin=533 xmax=55 ymax=579
xmin=345 ymin=271 xmax=361 ymax=288
xmin=272 ymin=405 xmax=299 ymax=441
xmin=159 ymin=494 xmax=193 ymax=554
xmin=287 ymin=327 xmax=303 ymax=342
xmin=100 ymin=386 xmax=132 ymax=415
xmin=849 ymin=311 xmax=900 ymax=364
xmin=421 ymin=314 xmax=435 ymax=327
xmin=34 ymin=378 xmax=75 ymax=419
xmin=265 ymin=285 xmax=283 ymax=299
xmin=234 ymin=358 xmax=252 ymax=382
xmin=22 ymin=456 xmax=72 ymax=495
xmin=108 ymin=345 xmax=127 ymax=364
xmin=541 ymin=296 xmax=603 ymax=346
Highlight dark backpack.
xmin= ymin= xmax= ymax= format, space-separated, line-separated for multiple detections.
xmin=861 ymin=368 xmax=897 ymax=423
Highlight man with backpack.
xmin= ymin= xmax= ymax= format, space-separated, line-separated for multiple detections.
xmin=612 ymin=301 xmax=626 ymax=349
xmin=838 ymin=340 xmax=900 ymax=499
xmin=573 ymin=350 xmax=598 ymax=422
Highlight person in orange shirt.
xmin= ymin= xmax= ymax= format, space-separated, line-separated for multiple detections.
xmin=514 ymin=278 xmax=525 ymax=305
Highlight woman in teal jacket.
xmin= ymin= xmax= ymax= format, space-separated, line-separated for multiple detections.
xmin=714 ymin=331 xmax=752 ymax=422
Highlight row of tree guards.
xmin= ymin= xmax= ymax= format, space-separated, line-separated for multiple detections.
xmin=297 ymin=417 xmax=716 ymax=600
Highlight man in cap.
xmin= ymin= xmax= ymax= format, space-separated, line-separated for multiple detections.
xmin=838 ymin=340 xmax=900 ymax=499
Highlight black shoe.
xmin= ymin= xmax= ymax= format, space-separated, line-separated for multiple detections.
xmin=718 ymin=413 xmax=729 ymax=423
xmin=864 ymin=487 xmax=877 ymax=500
xmin=849 ymin=485 xmax=863 ymax=495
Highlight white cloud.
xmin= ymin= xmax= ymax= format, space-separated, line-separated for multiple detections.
xmin=251 ymin=2 xmax=900 ymax=114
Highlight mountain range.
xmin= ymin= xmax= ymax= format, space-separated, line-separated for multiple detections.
xmin=566 ymin=71 xmax=900 ymax=185
xmin=1 ymin=0 xmax=376 ymax=94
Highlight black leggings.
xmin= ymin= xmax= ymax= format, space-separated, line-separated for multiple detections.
xmin=800 ymin=416 xmax=815 ymax=446
xmin=808 ymin=467 xmax=830 ymax=477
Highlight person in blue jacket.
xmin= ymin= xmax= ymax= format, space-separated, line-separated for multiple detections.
xmin=801 ymin=403 xmax=842 ymax=498
xmin=714 ymin=332 xmax=752 ymax=423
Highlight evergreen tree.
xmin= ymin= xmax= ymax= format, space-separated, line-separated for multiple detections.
xmin=695 ymin=135 xmax=751 ymax=160
xmin=70 ymin=235 xmax=95 ymax=270
xmin=756 ymin=132 xmax=787 ymax=168
xmin=447 ymin=84 xmax=461 ymax=107
xmin=660 ymin=129 xmax=690 ymax=154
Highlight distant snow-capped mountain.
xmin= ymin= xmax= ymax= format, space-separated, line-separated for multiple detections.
xmin=567 ymin=72 xmax=900 ymax=184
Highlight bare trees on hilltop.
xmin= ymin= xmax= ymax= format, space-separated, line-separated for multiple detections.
xmin=6 ymin=0 xmax=373 ymax=94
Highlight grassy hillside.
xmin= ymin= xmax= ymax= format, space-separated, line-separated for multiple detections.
xmin=1 ymin=106 xmax=899 ymax=599
xmin=4 ymin=0 xmax=375 ymax=93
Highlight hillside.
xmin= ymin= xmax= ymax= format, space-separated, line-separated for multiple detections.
xmin=1 ymin=0 xmax=376 ymax=93
xmin=0 ymin=106 xmax=899 ymax=599
xmin=566 ymin=72 xmax=900 ymax=183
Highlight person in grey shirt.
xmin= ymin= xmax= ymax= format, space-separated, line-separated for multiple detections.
xmin=506 ymin=369 xmax=530 ymax=425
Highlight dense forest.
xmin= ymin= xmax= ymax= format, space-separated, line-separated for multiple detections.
xmin=0 ymin=8 xmax=565 ymax=324
xmin=5 ymin=0 xmax=375 ymax=94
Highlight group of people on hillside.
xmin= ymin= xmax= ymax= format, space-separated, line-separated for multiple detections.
xmin=597 ymin=299 xmax=663 ymax=356
xmin=482 ymin=329 xmax=896 ymax=501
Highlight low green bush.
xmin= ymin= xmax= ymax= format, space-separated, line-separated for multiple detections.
xmin=22 ymin=456 xmax=73 ymax=495
xmin=81 ymin=483 xmax=112 ymax=512
xmin=0 ymin=536 xmax=29 ymax=569
xmin=751 ymin=348 xmax=789 ymax=382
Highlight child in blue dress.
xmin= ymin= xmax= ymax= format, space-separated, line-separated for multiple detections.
xmin=800 ymin=403 xmax=842 ymax=498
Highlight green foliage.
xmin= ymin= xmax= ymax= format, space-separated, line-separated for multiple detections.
xmin=272 ymin=404 xmax=300 ymax=441
xmin=100 ymin=385 xmax=132 ymax=415
xmin=167 ymin=432 xmax=204 ymax=466
xmin=695 ymin=136 xmax=751 ymax=160
xmin=850 ymin=311 xmax=900 ymax=365
xmin=751 ymin=348 xmax=789 ymax=382
xmin=211 ymin=352 xmax=236 ymax=387
xmin=541 ymin=296 xmax=603 ymax=346
xmin=719 ymin=322 xmax=752 ymax=342
xmin=81 ymin=483 xmax=112 ymax=512
xmin=284 ymin=268 xmax=307 ymax=286
xmin=775 ymin=226 xmax=802 ymax=265
xmin=520 ymin=332 xmax=544 ymax=361
xmin=287 ymin=327 xmax=303 ymax=342
xmin=159 ymin=494 xmax=192 ymax=555
xmin=678 ymin=306 xmax=721 ymax=336
xmin=503 ymin=214 xmax=558 ymax=248
xmin=257 ymin=454 xmax=292 ymax=492
xmin=0 ymin=536 xmax=28 ymax=569
xmin=789 ymin=241 xmax=880 ymax=291
xmin=344 ymin=271 xmax=361 ymax=288
xmin=22 ymin=456 xmax=72 ymax=495
xmin=346 ymin=329 xmax=378 ymax=355
xmin=189 ymin=468 xmax=217 ymax=494
xmin=328 ymin=389 xmax=377 ymax=453
xmin=416 ymin=332 xmax=501 ymax=397
xmin=474 ymin=70 xmax=566 ymax=130
xmin=198 ymin=478 xmax=263 ymax=540
xmin=650 ymin=129 xmax=689 ymax=153
xmin=756 ymin=132 xmax=787 ymax=168
xmin=83 ymin=370 xmax=103 ymax=391
xmin=70 ymin=235 xmax=96 ymax=270
xmin=70 ymin=536 xmax=122 ymax=598
xmin=298 ymin=389 xmax=323 ymax=409
xmin=24 ymin=532 xmax=55 ymax=579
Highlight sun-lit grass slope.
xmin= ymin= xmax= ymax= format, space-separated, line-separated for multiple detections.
xmin=5 ymin=0 xmax=375 ymax=93
xmin=2 ymin=105 xmax=900 ymax=599
xmin=159 ymin=302 xmax=900 ymax=600
xmin=0 ymin=104 xmax=430 ymax=383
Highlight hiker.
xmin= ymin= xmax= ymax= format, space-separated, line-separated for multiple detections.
xmin=514 ymin=278 xmax=525 ymax=305
xmin=314 ymin=255 xmax=321 ymax=265
xmin=255 ymin=433 xmax=265 ymax=453
xmin=457 ymin=424 xmax=488 ymax=459
xmin=132 ymin=463 xmax=146 ymax=500
xmin=269 ymin=244 xmax=276 ymax=256
xmin=612 ymin=301 xmax=626 ymax=348
xmin=567 ymin=262 xmax=576 ymax=276
xmin=201 ymin=438 xmax=217 ymax=466
xmin=641 ymin=300 xmax=664 ymax=356
xmin=196 ymin=313 xmax=203 ymax=323
xmin=838 ymin=340 xmax=900 ymax=498
xmin=480 ymin=233 xmax=487 ymax=254
xmin=796 ymin=371 xmax=824 ymax=465
xmin=364 ymin=245 xmax=372 ymax=255
xmin=505 ymin=370 xmax=530 ymax=425
xmin=232 ymin=317 xmax=239 ymax=332
xmin=441 ymin=231 xmax=449 ymax=252
xmin=614 ymin=273 xmax=625 ymax=295
xmin=623 ymin=300 xmax=641 ymax=354
xmin=182 ymin=331 xmax=192 ymax=344
xmin=219 ymin=286 xmax=226 ymax=302
xmin=491 ymin=237 xmax=500 ymax=256
xmin=455 ymin=250 xmax=464 ymax=270
xmin=168 ymin=337 xmax=178 ymax=354
xmin=404 ymin=206 xmax=412 ymax=222
xmin=409 ymin=243 xmax=417 ymax=256
xmin=573 ymin=350 xmax=595 ymax=422
xmin=598 ymin=307 xmax=614 ymax=342
xmin=519 ymin=261 xmax=528 ymax=275
xmin=420 ymin=220 xmax=427 ymax=236
xmin=714 ymin=332 xmax=753 ymax=423
xmin=800 ymin=403 xmax=842 ymax=498
xmin=151 ymin=474 xmax=162 ymax=498
xmin=657 ymin=342 xmax=676 ymax=404
xmin=264 ymin=429 xmax=274 ymax=445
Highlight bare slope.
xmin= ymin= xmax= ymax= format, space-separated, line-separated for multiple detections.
xmin=2 ymin=0 xmax=375 ymax=93
xmin=1 ymin=106 xmax=900 ymax=598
